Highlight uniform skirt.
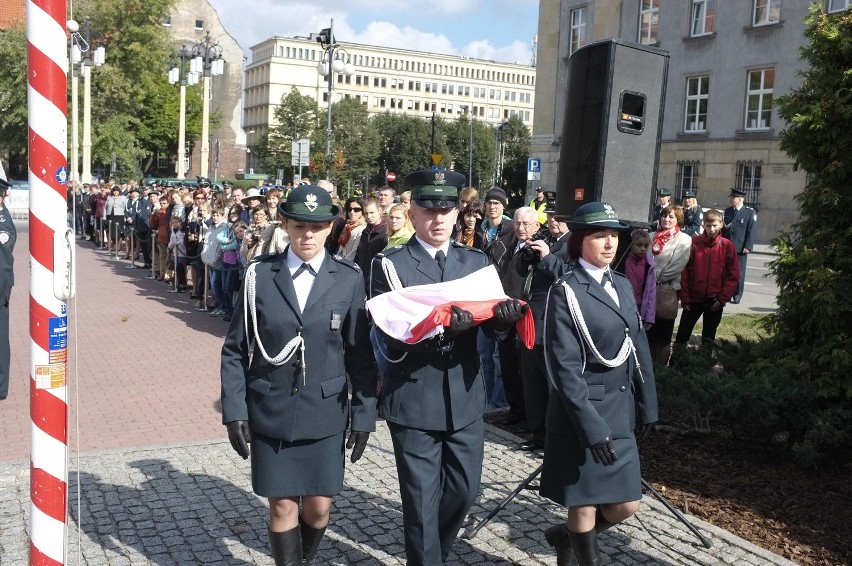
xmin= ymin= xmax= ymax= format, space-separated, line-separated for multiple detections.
xmin=540 ymin=431 xmax=642 ymax=507
xmin=250 ymin=430 xmax=345 ymax=498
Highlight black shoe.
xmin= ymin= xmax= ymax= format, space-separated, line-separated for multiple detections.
xmin=518 ymin=439 xmax=543 ymax=452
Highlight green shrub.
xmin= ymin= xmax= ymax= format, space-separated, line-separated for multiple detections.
xmin=656 ymin=338 xmax=850 ymax=466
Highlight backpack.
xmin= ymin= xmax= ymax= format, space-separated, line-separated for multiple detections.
xmin=201 ymin=227 xmax=224 ymax=269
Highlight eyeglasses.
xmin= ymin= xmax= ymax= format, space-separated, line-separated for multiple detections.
xmin=516 ymin=221 xmax=538 ymax=228
xmin=348 ymin=207 xmax=362 ymax=212
xmin=485 ymin=200 xmax=503 ymax=206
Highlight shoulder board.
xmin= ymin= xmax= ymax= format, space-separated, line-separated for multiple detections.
xmin=451 ymin=241 xmax=486 ymax=255
xmin=249 ymin=252 xmax=281 ymax=264
xmin=378 ymin=245 xmax=405 ymax=257
xmin=331 ymin=254 xmax=361 ymax=271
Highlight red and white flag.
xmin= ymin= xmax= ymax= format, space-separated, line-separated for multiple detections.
xmin=366 ymin=265 xmax=535 ymax=348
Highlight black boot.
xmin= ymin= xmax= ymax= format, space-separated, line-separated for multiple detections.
xmin=567 ymin=529 xmax=602 ymax=566
xmin=544 ymin=523 xmax=578 ymax=566
xmin=269 ymin=526 xmax=302 ymax=566
xmin=299 ymin=516 xmax=327 ymax=565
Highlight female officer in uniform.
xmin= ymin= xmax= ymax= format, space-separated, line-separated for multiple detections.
xmin=220 ymin=184 xmax=377 ymax=566
xmin=540 ymin=202 xmax=658 ymax=566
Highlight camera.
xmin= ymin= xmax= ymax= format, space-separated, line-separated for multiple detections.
xmin=520 ymin=236 xmax=542 ymax=263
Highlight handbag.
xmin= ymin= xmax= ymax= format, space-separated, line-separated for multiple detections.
xmin=655 ymin=285 xmax=679 ymax=320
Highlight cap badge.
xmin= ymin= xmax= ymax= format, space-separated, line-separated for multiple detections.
xmin=603 ymin=203 xmax=617 ymax=218
xmin=433 ymin=171 xmax=446 ymax=185
xmin=305 ymin=193 xmax=318 ymax=212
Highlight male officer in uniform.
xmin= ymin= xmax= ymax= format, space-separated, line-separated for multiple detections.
xmin=650 ymin=187 xmax=672 ymax=230
xmin=723 ymin=188 xmax=756 ymax=303
xmin=369 ymin=169 xmax=524 ymax=565
xmin=0 ymin=179 xmax=17 ymax=400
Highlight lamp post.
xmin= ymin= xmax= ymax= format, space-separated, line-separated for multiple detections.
xmin=168 ymin=45 xmax=198 ymax=179
xmin=495 ymin=122 xmax=509 ymax=186
xmin=314 ymin=19 xmax=355 ymax=181
xmin=459 ymin=105 xmax=474 ymax=188
xmin=191 ymin=31 xmax=224 ymax=178
xmin=74 ymin=17 xmax=105 ymax=185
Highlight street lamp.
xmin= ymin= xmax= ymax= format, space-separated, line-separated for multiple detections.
xmin=459 ymin=105 xmax=474 ymax=188
xmin=191 ymin=31 xmax=225 ymax=178
xmin=313 ymin=19 xmax=355 ymax=180
xmin=70 ymin=17 xmax=105 ymax=184
xmin=495 ymin=122 xmax=510 ymax=185
xmin=168 ymin=45 xmax=199 ymax=179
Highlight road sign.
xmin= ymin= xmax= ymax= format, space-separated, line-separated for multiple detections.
xmin=386 ymin=172 xmax=396 ymax=182
xmin=431 ymin=153 xmax=443 ymax=166
xmin=527 ymin=158 xmax=541 ymax=172
xmin=291 ymin=138 xmax=310 ymax=167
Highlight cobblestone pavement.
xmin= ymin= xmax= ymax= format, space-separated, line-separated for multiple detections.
xmin=0 ymin=423 xmax=797 ymax=566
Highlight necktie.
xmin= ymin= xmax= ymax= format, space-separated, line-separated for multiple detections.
xmin=293 ymin=262 xmax=317 ymax=278
xmin=602 ymin=270 xmax=613 ymax=286
xmin=435 ymin=250 xmax=446 ymax=275
xmin=601 ymin=270 xmax=620 ymax=306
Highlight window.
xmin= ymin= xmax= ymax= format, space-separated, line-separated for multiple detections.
xmin=745 ymin=68 xmax=774 ymax=129
xmin=684 ymin=76 xmax=709 ymax=132
xmin=828 ymin=0 xmax=850 ymax=12
xmin=157 ymin=153 xmax=168 ymax=169
xmin=675 ymin=160 xmax=700 ymax=201
xmin=638 ymin=0 xmax=660 ymax=45
xmin=569 ymin=7 xmax=588 ymax=54
xmin=194 ymin=19 xmax=204 ymax=31
xmin=690 ymin=0 xmax=715 ymax=36
xmin=753 ymin=0 xmax=780 ymax=26
xmin=736 ymin=160 xmax=762 ymax=210
xmin=162 ymin=16 xmax=172 ymax=27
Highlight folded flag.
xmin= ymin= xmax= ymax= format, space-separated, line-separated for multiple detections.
xmin=366 ymin=264 xmax=535 ymax=348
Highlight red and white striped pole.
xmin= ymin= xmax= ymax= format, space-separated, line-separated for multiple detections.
xmin=27 ymin=0 xmax=71 ymax=564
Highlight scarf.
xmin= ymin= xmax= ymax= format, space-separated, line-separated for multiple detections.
xmin=652 ymin=226 xmax=679 ymax=255
xmin=338 ymin=220 xmax=363 ymax=247
xmin=456 ymin=227 xmax=476 ymax=247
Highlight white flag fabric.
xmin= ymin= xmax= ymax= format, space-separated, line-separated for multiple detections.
xmin=367 ymin=264 xmax=536 ymax=348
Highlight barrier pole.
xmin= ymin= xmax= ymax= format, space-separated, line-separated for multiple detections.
xmin=27 ymin=1 xmax=71 ymax=563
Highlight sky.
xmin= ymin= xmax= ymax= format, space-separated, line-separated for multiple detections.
xmin=206 ymin=0 xmax=540 ymax=65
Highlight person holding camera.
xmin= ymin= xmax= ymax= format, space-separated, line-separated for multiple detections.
xmin=487 ymin=206 xmax=542 ymax=429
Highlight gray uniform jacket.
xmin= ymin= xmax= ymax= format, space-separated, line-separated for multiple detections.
xmin=723 ymin=206 xmax=756 ymax=254
xmin=544 ymin=267 xmax=658 ymax=447
xmin=220 ymin=251 xmax=377 ymax=441
xmin=370 ymin=239 xmax=490 ymax=432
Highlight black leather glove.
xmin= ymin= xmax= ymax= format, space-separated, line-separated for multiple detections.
xmin=710 ymin=300 xmax=723 ymax=312
xmin=444 ymin=305 xmax=474 ymax=337
xmin=226 ymin=421 xmax=251 ymax=459
xmin=492 ymin=299 xmax=528 ymax=331
xmin=346 ymin=431 xmax=370 ymax=463
xmin=589 ymin=436 xmax=617 ymax=466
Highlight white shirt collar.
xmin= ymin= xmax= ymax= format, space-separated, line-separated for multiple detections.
xmin=578 ymin=258 xmax=609 ymax=284
xmin=286 ymin=247 xmax=325 ymax=275
xmin=414 ymin=235 xmax=450 ymax=258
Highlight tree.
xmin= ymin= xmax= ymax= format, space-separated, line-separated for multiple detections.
xmin=499 ymin=116 xmax=532 ymax=207
xmin=256 ymin=87 xmax=319 ymax=174
xmin=374 ymin=112 xmax=437 ymax=186
xmin=770 ymin=5 xmax=852 ymax=399
xmin=0 ymin=27 xmax=27 ymax=163
xmin=312 ymin=98 xmax=380 ymax=185
xmin=76 ymin=0 xmax=205 ymax=178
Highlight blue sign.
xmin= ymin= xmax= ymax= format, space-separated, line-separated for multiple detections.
xmin=527 ymin=158 xmax=541 ymax=173
xmin=48 ymin=316 xmax=67 ymax=350
xmin=55 ymin=166 xmax=68 ymax=185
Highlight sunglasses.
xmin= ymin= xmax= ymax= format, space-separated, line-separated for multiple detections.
xmin=348 ymin=207 xmax=363 ymax=212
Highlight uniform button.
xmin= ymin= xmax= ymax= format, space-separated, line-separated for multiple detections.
xmin=619 ymin=385 xmax=627 ymax=392
xmin=291 ymin=387 xmax=299 ymax=394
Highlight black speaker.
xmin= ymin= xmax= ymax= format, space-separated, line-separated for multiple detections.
xmin=555 ymin=38 xmax=669 ymax=224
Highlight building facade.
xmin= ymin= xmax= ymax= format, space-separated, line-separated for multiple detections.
xmin=532 ymin=0 xmax=846 ymax=243
xmin=243 ymin=36 xmax=537 ymax=174
xmin=162 ymin=0 xmax=245 ymax=181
